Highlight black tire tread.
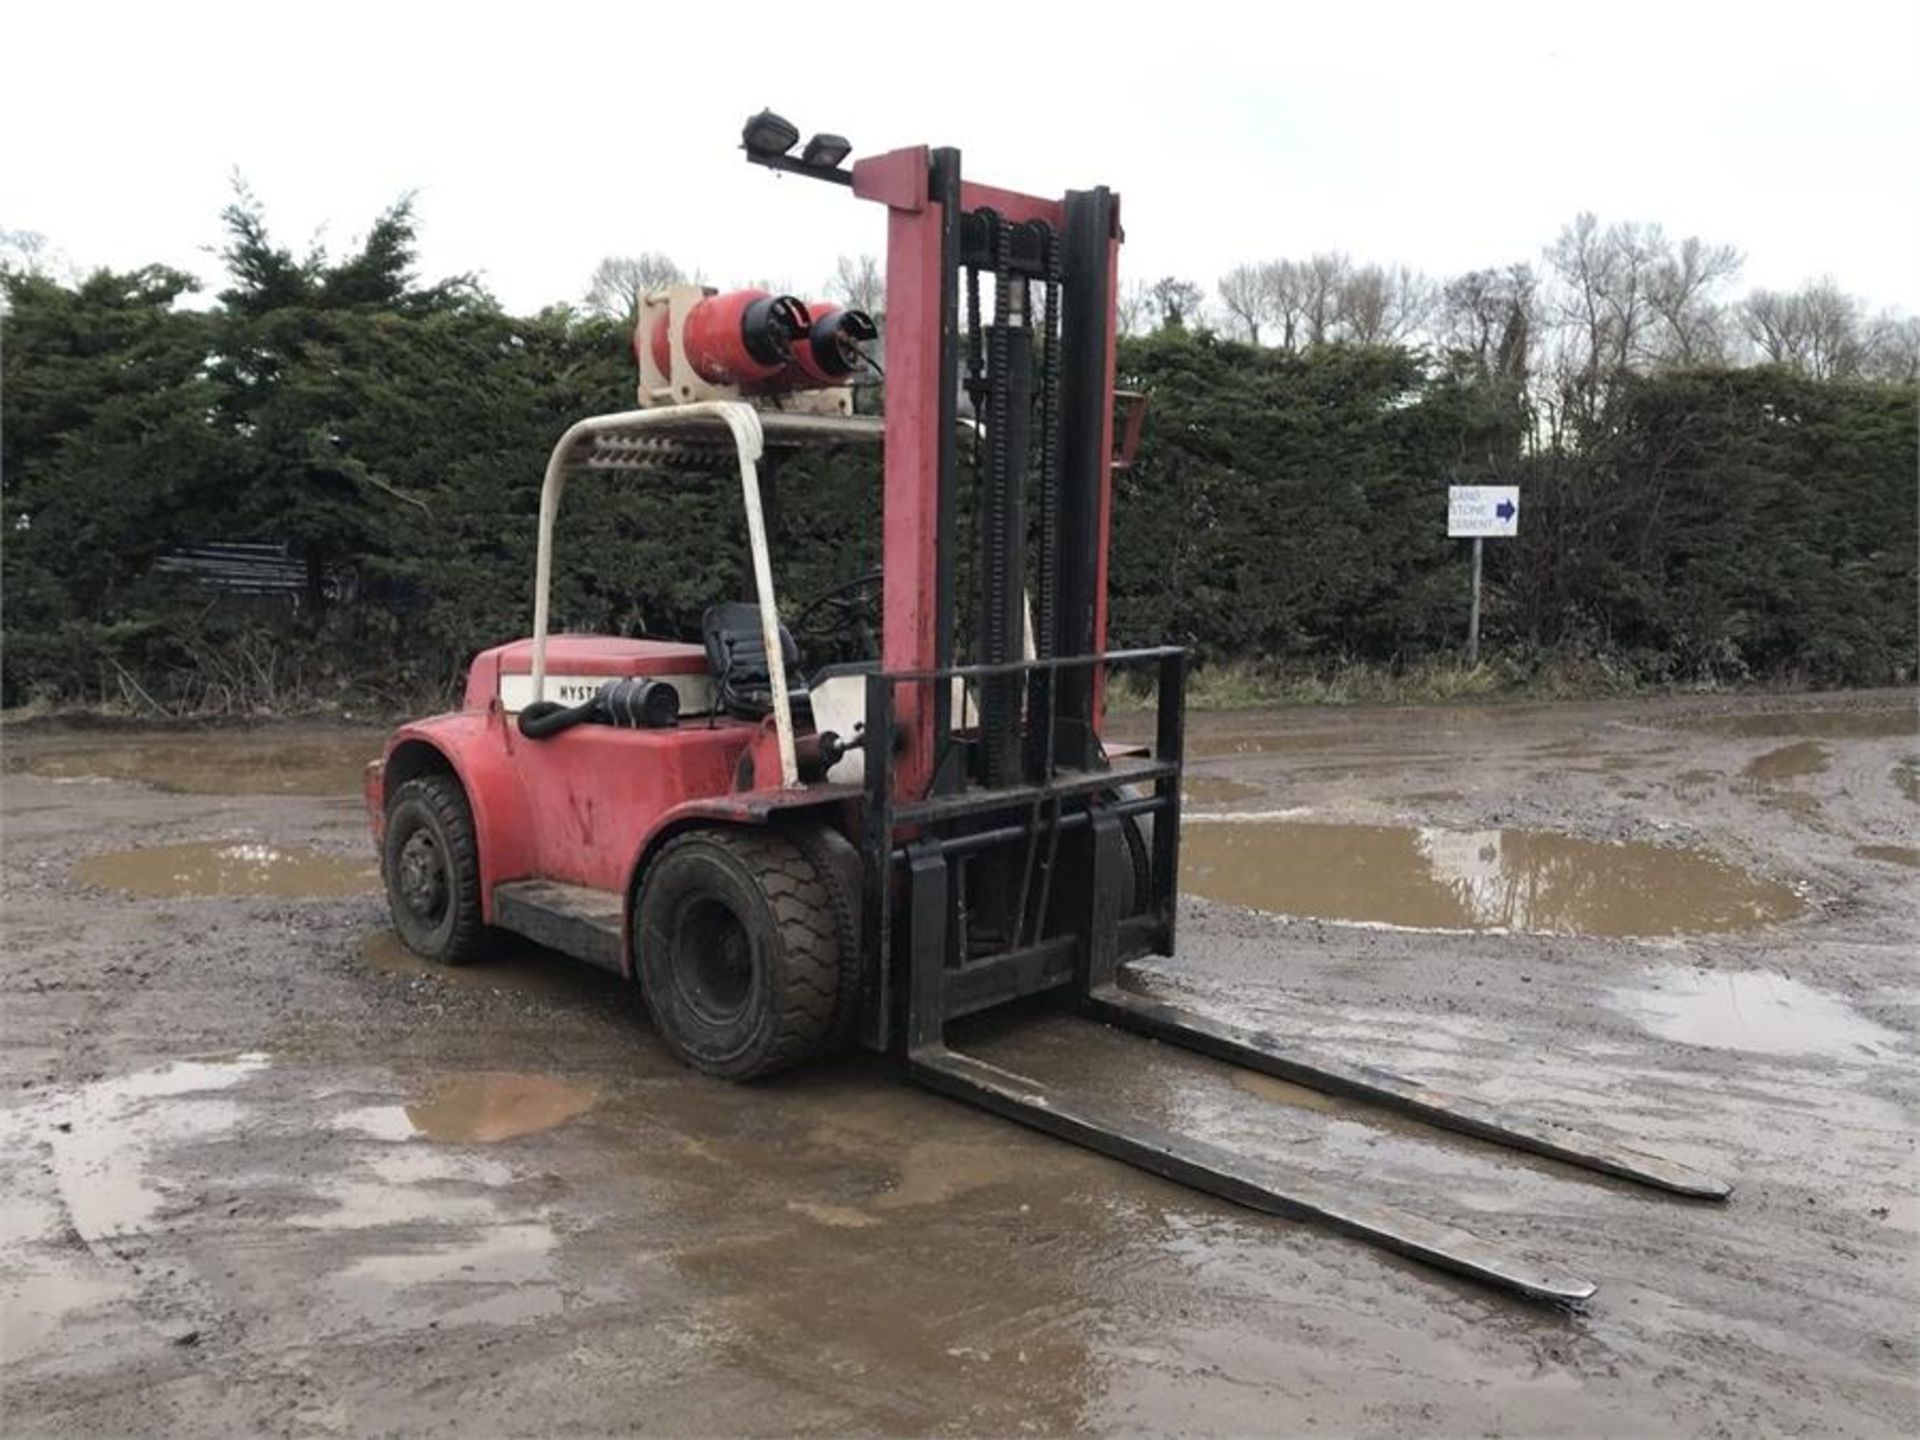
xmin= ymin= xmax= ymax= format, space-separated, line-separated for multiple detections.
xmin=641 ymin=827 xmax=848 ymax=1079
xmin=787 ymin=825 xmax=863 ymax=1053
xmin=385 ymin=774 xmax=489 ymax=965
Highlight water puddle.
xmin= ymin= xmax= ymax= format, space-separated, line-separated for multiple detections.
xmin=325 ymin=1222 xmax=562 ymax=1332
xmin=6 ymin=731 xmax=380 ymax=797
xmin=786 ymin=1199 xmax=883 ymax=1229
xmin=1532 ymin=738 xmax=1601 ymax=757
xmin=47 ymin=1054 xmax=270 ymax=1240
xmin=405 ymin=1074 xmax=600 ymax=1143
xmin=356 ymin=930 xmax=625 ymax=1001
xmin=1854 ymin=844 xmax=1920 ymax=869
xmin=874 ymin=1139 xmax=1027 ymax=1210
xmin=1742 ymin=741 xmax=1831 ymax=784
xmin=0 ymin=1270 xmax=129 ymax=1360
xmin=333 ymin=1074 xmax=598 ymax=1146
xmin=1224 ymin=1066 xmax=1568 ymax=1173
xmin=1609 ymin=966 xmax=1900 ymax=1059
xmin=360 ymin=928 xmax=458 ymax=979
xmin=295 ymin=1143 xmax=518 ymax=1229
xmin=1182 ymin=775 xmax=1264 ymax=806
xmin=331 ymin=1103 xmax=425 ymax=1143
xmin=296 ymin=1089 xmax=570 ymax=1333
xmin=1759 ymin=790 xmax=1826 ymax=825
xmin=1573 ymin=754 xmax=1645 ymax=775
xmin=1667 ymin=707 xmax=1915 ymax=740
xmin=1180 ymin=819 xmax=1805 ymax=936
xmin=76 ymin=841 xmax=377 ymax=899
xmin=18 ymin=1053 xmax=583 ymax=1353
xmin=1230 ymin=1069 xmax=1347 ymax=1115
xmin=804 ymin=1102 xmax=1033 ymax=1212
xmin=1181 ymin=727 xmax=1355 ymax=759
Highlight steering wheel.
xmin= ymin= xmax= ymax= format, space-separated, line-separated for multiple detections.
xmin=792 ymin=569 xmax=881 ymax=660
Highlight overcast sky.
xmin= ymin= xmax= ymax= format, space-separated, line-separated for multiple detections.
xmin=5 ymin=0 xmax=1916 ymax=317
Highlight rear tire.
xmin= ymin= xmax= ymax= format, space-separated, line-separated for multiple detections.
xmin=635 ymin=827 xmax=853 ymax=1081
xmin=382 ymin=774 xmax=489 ymax=965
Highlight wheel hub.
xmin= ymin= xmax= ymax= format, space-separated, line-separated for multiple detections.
xmin=680 ymin=896 xmax=753 ymax=1021
xmin=396 ymin=829 xmax=447 ymax=919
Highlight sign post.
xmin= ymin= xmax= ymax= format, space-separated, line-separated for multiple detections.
xmin=1447 ymin=486 xmax=1519 ymax=665
xmin=1468 ymin=535 xmax=1484 ymax=664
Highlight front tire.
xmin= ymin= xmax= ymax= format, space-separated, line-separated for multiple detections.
xmin=634 ymin=827 xmax=852 ymax=1081
xmin=382 ymin=774 xmax=489 ymax=965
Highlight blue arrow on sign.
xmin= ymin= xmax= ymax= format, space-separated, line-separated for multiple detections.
xmin=1495 ymin=499 xmax=1517 ymax=521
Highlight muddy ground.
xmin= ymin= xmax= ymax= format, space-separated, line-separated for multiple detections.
xmin=1 ymin=690 xmax=1915 ymax=1436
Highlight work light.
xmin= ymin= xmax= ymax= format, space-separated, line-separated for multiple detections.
xmin=801 ymin=133 xmax=852 ymax=169
xmin=741 ymin=109 xmax=800 ymax=158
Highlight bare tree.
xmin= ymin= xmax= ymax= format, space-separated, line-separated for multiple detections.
xmin=1259 ymin=260 xmax=1306 ymax=350
xmin=1795 ymin=284 xmax=1867 ymax=378
xmin=1547 ymin=215 xmax=1624 ymax=382
xmin=1217 ymin=263 xmax=1266 ymax=343
xmin=1337 ymin=264 xmax=1388 ymax=344
xmin=1116 ymin=280 xmax=1152 ymax=337
xmin=830 ymin=253 xmax=884 ymax=315
xmin=1546 ymin=218 xmax=1743 ymax=381
xmin=1741 ymin=288 xmax=1797 ymax=366
xmin=1148 ymin=275 xmax=1206 ymax=330
xmin=1298 ymin=252 xmax=1348 ymax=345
xmin=1337 ymin=263 xmax=1435 ymax=345
xmin=1864 ymin=311 xmax=1920 ymax=383
xmin=1741 ymin=280 xmax=1867 ymax=379
xmin=584 ymin=251 xmax=685 ymax=322
xmin=1646 ymin=235 xmax=1742 ymax=365
xmin=0 ymin=226 xmax=59 ymax=279
xmin=1542 ymin=214 xmax=1674 ymax=431
xmin=1219 ymin=255 xmax=1437 ymax=349
xmin=1440 ymin=264 xmax=1536 ymax=381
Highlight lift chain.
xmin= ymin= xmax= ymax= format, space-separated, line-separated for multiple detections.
xmin=964 ymin=257 xmax=986 ymax=415
xmin=1035 ymin=223 xmax=1062 ymax=667
xmin=979 ymin=209 xmax=1019 ymax=788
xmin=1017 ymin=223 xmax=1067 ymax=948
xmin=1024 ymin=222 xmax=1064 ymax=790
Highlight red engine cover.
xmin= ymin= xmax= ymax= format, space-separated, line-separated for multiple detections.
xmin=493 ymin=636 xmax=707 ymax=676
xmin=466 ymin=635 xmax=708 ymax=710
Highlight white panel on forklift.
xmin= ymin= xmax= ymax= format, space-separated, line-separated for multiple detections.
xmin=498 ymin=673 xmax=714 ymax=717
xmin=811 ymin=675 xmax=977 ymax=784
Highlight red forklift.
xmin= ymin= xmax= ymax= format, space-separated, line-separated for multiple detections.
xmin=366 ymin=112 xmax=1729 ymax=1305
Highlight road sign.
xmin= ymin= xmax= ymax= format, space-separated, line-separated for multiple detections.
xmin=1449 ymin=486 xmax=1519 ymax=663
xmin=1448 ymin=485 xmax=1520 ymax=538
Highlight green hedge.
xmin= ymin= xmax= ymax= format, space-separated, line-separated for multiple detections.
xmin=3 ymin=262 xmax=1913 ymax=712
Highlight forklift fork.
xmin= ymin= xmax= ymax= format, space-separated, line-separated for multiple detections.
xmin=867 ymin=655 xmax=1730 ymax=1307
xmin=908 ymin=1047 xmax=1604 ymax=1304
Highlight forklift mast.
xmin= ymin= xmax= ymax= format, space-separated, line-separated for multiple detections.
xmin=830 ymin=142 xmax=1186 ymax=1061
xmin=860 ymin=148 xmax=1123 ymax=793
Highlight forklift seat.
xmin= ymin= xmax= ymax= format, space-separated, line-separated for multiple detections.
xmin=702 ymin=602 xmax=812 ymax=722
